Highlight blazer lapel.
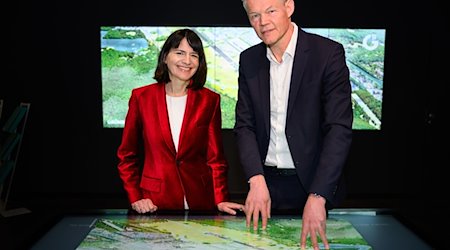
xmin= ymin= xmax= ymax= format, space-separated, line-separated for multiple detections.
xmin=288 ymin=29 xmax=309 ymax=119
xmin=156 ymin=83 xmax=177 ymax=155
xmin=176 ymin=88 xmax=196 ymax=156
xmin=257 ymin=49 xmax=271 ymax=137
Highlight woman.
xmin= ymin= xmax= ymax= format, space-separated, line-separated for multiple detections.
xmin=117 ymin=28 xmax=243 ymax=215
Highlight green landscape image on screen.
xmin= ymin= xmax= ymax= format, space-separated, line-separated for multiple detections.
xmin=76 ymin=216 xmax=372 ymax=249
xmin=101 ymin=26 xmax=385 ymax=130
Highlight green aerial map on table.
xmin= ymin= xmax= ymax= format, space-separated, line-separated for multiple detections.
xmin=76 ymin=215 xmax=372 ymax=249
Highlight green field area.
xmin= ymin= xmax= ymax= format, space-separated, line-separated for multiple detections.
xmin=77 ymin=216 xmax=372 ymax=249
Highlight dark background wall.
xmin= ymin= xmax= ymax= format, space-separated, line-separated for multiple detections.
xmin=2 ymin=1 xmax=448 ymax=244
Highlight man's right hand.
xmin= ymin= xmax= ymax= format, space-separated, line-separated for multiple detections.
xmin=245 ymin=174 xmax=271 ymax=230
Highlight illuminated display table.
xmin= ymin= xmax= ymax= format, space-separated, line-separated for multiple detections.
xmin=30 ymin=209 xmax=432 ymax=250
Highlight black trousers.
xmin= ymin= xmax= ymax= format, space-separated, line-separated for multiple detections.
xmin=263 ymin=166 xmax=308 ymax=212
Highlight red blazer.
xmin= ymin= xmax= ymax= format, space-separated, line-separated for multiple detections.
xmin=117 ymin=82 xmax=229 ymax=211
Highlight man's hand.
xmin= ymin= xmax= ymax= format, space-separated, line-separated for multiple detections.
xmin=131 ymin=198 xmax=158 ymax=213
xmin=245 ymin=175 xmax=271 ymax=230
xmin=300 ymin=194 xmax=329 ymax=250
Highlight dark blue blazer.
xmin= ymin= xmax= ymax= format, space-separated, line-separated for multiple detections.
xmin=234 ymin=28 xmax=353 ymax=207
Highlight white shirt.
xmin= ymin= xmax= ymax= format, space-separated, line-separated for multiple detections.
xmin=166 ymin=94 xmax=187 ymax=152
xmin=264 ymin=22 xmax=298 ymax=169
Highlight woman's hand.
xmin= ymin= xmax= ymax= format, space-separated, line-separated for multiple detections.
xmin=131 ymin=198 xmax=158 ymax=213
xmin=217 ymin=201 xmax=245 ymax=215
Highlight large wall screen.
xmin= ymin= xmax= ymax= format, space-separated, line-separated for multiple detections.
xmin=101 ymin=26 xmax=385 ymax=130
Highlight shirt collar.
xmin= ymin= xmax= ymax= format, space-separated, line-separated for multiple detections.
xmin=266 ymin=22 xmax=298 ymax=62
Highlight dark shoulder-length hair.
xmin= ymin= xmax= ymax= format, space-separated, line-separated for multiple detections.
xmin=153 ymin=28 xmax=207 ymax=90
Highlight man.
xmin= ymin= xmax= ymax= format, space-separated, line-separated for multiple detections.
xmin=234 ymin=0 xmax=353 ymax=249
